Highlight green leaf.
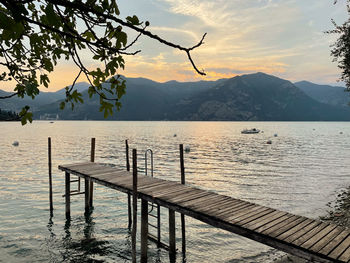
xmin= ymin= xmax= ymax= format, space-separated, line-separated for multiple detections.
xmin=126 ymin=15 xmax=141 ymax=25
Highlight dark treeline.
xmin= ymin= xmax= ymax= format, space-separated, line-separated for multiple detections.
xmin=0 ymin=109 xmax=19 ymax=121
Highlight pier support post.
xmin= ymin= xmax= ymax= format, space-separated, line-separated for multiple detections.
xmin=141 ymin=198 xmax=148 ymax=263
xmin=179 ymin=144 xmax=186 ymax=255
xmin=132 ymin=149 xmax=138 ymax=263
xmin=169 ymin=209 xmax=176 ymax=257
xmin=85 ymin=178 xmax=90 ymax=213
xmin=65 ymin=171 xmax=70 ymax=218
xmin=48 ymin=137 xmax=53 ymax=216
xmin=89 ymin=138 xmax=95 ymax=208
xmin=126 ymin=140 xmax=132 ymax=229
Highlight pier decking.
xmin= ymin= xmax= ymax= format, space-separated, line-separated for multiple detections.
xmin=59 ymin=161 xmax=350 ymax=263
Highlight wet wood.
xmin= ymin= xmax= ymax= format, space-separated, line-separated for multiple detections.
xmin=132 ymin=149 xmax=137 ymax=263
xmin=89 ymin=138 xmax=95 ymax=208
xmin=169 ymin=208 xmax=176 ymax=256
xmin=319 ymin=230 xmax=349 ymax=255
xmin=48 ymin=137 xmax=53 ymax=215
xmin=65 ymin=171 xmax=70 ymax=218
xmin=126 ymin=140 xmax=131 ymax=229
xmin=141 ymin=199 xmax=148 ymax=263
xmin=58 ymin=161 xmax=350 ymax=263
xmin=328 ymin=235 xmax=350 ymax=259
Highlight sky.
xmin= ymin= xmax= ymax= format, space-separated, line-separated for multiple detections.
xmin=2 ymin=0 xmax=349 ymax=91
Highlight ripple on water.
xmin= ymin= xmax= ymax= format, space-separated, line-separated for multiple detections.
xmin=0 ymin=121 xmax=350 ymax=262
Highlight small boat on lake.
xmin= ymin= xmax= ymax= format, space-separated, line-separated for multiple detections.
xmin=241 ymin=128 xmax=260 ymax=134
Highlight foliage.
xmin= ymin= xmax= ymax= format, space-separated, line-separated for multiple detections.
xmin=0 ymin=0 xmax=206 ymax=124
xmin=328 ymin=0 xmax=350 ymax=90
xmin=0 ymin=108 xmax=19 ymax=121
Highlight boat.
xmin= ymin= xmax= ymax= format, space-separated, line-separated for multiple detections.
xmin=241 ymin=128 xmax=260 ymax=134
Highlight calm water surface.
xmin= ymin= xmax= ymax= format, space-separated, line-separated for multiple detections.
xmin=0 ymin=121 xmax=350 ymax=263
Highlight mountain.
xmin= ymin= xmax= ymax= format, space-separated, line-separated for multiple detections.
xmin=168 ymin=73 xmax=350 ymax=121
xmin=294 ymin=81 xmax=349 ymax=108
xmin=3 ymin=73 xmax=350 ymax=121
xmin=0 ymin=82 xmax=89 ymax=112
xmin=35 ymin=77 xmax=221 ymax=120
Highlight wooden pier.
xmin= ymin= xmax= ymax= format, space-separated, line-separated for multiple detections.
xmin=58 ymin=160 xmax=350 ymax=263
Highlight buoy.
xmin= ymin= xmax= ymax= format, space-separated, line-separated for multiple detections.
xmin=12 ymin=141 xmax=19 ymax=146
xmin=173 ymin=134 xmax=177 ymax=137
xmin=266 ymin=140 xmax=272 ymax=144
xmin=184 ymin=145 xmax=190 ymax=152
xmin=274 ymin=133 xmax=278 ymax=137
xmin=340 ymin=132 xmax=343 ymax=134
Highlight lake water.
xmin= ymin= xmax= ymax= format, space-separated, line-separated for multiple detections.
xmin=0 ymin=121 xmax=350 ymax=263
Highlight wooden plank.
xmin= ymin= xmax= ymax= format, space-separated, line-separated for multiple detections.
xmin=292 ymin=222 xmax=330 ymax=247
xmin=268 ymin=217 xmax=308 ymax=239
xmin=236 ymin=208 xmax=276 ymax=226
xmin=338 ymin=245 xmax=350 ymax=262
xmin=216 ymin=203 xmax=254 ymax=220
xmin=301 ymin=224 xmax=337 ymax=250
xmin=261 ymin=215 xmax=303 ymax=236
xmin=229 ymin=207 xmax=273 ymax=224
xmin=276 ymin=218 xmax=314 ymax=241
xmin=151 ymin=185 xmax=194 ymax=199
xmin=187 ymin=194 xmax=229 ymax=212
xmin=283 ymin=220 xmax=321 ymax=243
xmin=165 ymin=190 xmax=212 ymax=204
xmin=242 ymin=210 xmax=288 ymax=230
xmin=215 ymin=201 xmax=254 ymax=219
xmin=310 ymin=226 xmax=345 ymax=253
xmin=201 ymin=199 xmax=245 ymax=218
xmin=319 ymin=231 xmax=349 ymax=256
xmin=193 ymin=196 xmax=234 ymax=213
xmin=140 ymin=181 xmax=181 ymax=195
xmin=93 ymin=170 xmax=129 ymax=179
xmin=225 ymin=204 xmax=265 ymax=222
xmin=199 ymin=197 xmax=239 ymax=214
xmin=59 ymin=162 xmax=94 ymax=170
xmin=329 ymin=235 xmax=350 ymax=260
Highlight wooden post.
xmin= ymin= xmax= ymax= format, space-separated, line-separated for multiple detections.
xmin=89 ymin=138 xmax=95 ymax=208
xmin=65 ymin=171 xmax=70 ymax=218
xmin=141 ymin=198 xmax=148 ymax=263
xmin=126 ymin=140 xmax=132 ymax=229
xmin=179 ymin=144 xmax=186 ymax=254
xmin=85 ymin=178 xmax=89 ymax=213
xmin=169 ymin=209 xmax=176 ymax=256
xmin=48 ymin=137 xmax=53 ymax=216
xmin=131 ymin=149 xmax=138 ymax=263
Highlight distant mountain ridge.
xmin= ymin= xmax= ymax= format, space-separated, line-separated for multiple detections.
xmin=1 ymin=73 xmax=350 ymax=121
xmin=294 ymin=81 xmax=349 ymax=108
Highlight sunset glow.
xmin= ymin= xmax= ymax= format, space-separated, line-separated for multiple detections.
xmin=1 ymin=0 xmax=348 ymax=92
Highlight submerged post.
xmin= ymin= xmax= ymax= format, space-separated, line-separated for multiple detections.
xmin=169 ymin=209 xmax=176 ymax=257
xmin=89 ymin=138 xmax=95 ymax=208
xmin=141 ymin=198 xmax=148 ymax=263
xmin=126 ymin=140 xmax=132 ymax=229
xmin=132 ymin=149 xmax=138 ymax=263
xmin=65 ymin=171 xmax=70 ymax=218
xmin=179 ymin=144 xmax=186 ymax=255
xmin=48 ymin=137 xmax=53 ymax=216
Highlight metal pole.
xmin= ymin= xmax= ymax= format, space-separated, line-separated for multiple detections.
xmin=48 ymin=137 xmax=53 ymax=216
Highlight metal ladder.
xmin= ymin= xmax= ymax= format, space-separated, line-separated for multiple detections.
xmin=145 ymin=149 xmax=163 ymax=247
xmin=62 ymin=177 xmax=85 ymax=197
